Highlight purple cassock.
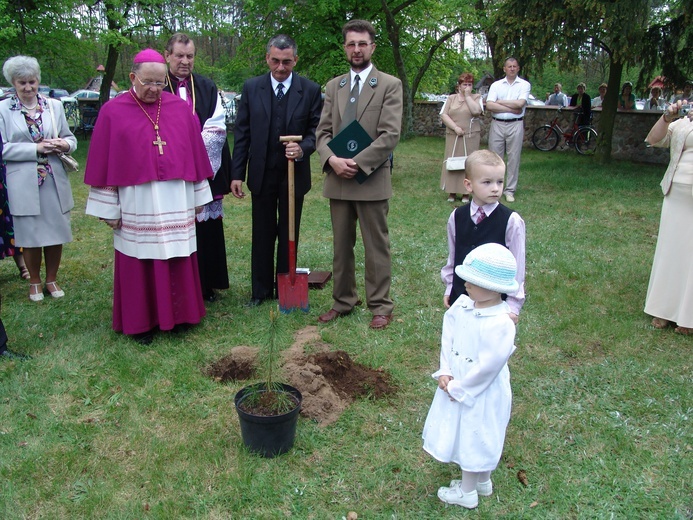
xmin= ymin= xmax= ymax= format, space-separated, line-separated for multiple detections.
xmin=84 ymin=90 xmax=214 ymax=335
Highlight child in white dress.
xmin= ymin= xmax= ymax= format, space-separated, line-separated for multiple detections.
xmin=423 ymin=242 xmax=518 ymax=509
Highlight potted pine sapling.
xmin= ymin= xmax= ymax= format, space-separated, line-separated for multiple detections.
xmin=234 ymin=309 xmax=302 ymax=457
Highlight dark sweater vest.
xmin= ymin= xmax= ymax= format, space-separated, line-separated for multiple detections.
xmin=265 ymin=87 xmax=290 ymax=178
xmin=450 ymin=203 xmax=513 ymax=305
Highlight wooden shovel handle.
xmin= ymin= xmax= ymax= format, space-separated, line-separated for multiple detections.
xmin=279 ymin=135 xmax=303 ymax=143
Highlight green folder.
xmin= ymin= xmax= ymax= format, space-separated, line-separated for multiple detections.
xmin=327 ymin=119 xmax=373 ymax=184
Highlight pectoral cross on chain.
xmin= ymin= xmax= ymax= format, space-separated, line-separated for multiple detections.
xmin=153 ymin=126 xmax=166 ymax=155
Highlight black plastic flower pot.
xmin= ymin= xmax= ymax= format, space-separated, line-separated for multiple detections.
xmin=234 ymin=383 xmax=302 ymax=458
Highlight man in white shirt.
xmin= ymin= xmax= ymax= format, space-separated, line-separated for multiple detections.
xmin=592 ymin=83 xmax=607 ymax=107
xmin=485 ymin=57 xmax=531 ymax=203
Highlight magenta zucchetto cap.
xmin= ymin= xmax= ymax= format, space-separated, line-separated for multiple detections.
xmin=133 ymin=49 xmax=166 ymax=64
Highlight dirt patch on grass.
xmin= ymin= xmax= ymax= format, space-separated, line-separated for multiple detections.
xmin=206 ymin=326 xmax=395 ymax=425
xmin=206 ymin=345 xmax=257 ymax=381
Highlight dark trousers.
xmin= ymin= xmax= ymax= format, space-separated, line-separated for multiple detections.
xmin=195 ymin=218 xmax=229 ymax=298
xmin=250 ymin=186 xmax=304 ymax=300
xmin=0 ymin=318 xmax=7 ymax=351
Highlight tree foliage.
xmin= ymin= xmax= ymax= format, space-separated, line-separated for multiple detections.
xmin=637 ymin=1 xmax=692 ymax=91
xmin=236 ymin=0 xmax=479 ymax=136
xmin=493 ymin=0 xmax=690 ymax=162
xmin=1 ymin=0 xmax=687 ymax=150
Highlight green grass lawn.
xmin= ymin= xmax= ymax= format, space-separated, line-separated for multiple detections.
xmin=1 ymin=136 xmax=690 ymax=519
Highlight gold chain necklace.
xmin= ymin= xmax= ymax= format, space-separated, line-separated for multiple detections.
xmin=129 ymin=90 xmax=167 ymax=155
xmin=168 ymin=72 xmax=196 ymax=114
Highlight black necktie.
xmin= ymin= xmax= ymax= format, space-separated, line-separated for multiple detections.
xmin=341 ymin=74 xmax=360 ymax=128
xmin=276 ymin=83 xmax=284 ymax=100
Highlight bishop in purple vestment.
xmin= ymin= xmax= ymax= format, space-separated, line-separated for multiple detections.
xmin=84 ymin=49 xmax=213 ymax=343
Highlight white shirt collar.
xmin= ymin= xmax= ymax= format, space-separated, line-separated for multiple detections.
xmin=270 ymin=73 xmax=293 ymax=94
xmin=350 ymin=65 xmax=373 ymax=92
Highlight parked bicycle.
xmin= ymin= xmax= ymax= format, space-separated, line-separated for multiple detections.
xmin=63 ymin=101 xmax=80 ymax=133
xmin=532 ymin=106 xmax=598 ymax=155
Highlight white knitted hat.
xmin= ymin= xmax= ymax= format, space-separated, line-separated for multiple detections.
xmin=454 ymin=243 xmax=519 ymax=294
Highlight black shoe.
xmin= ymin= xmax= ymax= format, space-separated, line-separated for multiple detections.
xmin=245 ymin=298 xmax=265 ymax=308
xmin=171 ymin=323 xmax=193 ymax=334
xmin=202 ymin=290 xmax=216 ymax=302
xmin=130 ymin=331 xmax=154 ymax=345
xmin=0 ymin=349 xmax=31 ymax=361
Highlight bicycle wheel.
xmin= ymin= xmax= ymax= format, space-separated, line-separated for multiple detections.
xmin=532 ymin=125 xmax=559 ymax=151
xmin=574 ymin=127 xmax=598 ymax=155
xmin=64 ymin=103 xmax=80 ymax=133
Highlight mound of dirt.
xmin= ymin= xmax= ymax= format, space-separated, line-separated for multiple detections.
xmin=205 ymin=326 xmax=396 ymax=425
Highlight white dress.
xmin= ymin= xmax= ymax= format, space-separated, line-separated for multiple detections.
xmin=422 ymin=296 xmax=516 ymax=472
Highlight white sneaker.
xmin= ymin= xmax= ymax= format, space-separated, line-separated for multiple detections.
xmin=437 ymin=483 xmax=478 ymax=509
xmin=448 ymin=479 xmax=493 ymax=496
xmin=476 ymin=480 xmax=493 ymax=496
xmin=504 ymin=193 xmax=515 ymax=202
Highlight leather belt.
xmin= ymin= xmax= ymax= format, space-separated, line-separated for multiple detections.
xmin=493 ymin=117 xmax=524 ymax=122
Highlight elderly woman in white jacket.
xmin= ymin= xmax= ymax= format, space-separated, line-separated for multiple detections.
xmin=644 ymin=100 xmax=693 ymax=334
xmin=0 ymin=56 xmax=76 ymax=301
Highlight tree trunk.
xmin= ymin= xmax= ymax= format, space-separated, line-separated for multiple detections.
xmin=381 ymin=0 xmax=411 ymax=138
xmin=100 ymin=43 xmax=120 ymax=108
xmin=100 ymin=1 xmax=123 ymax=108
xmin=595 ymin=60 xmax=623 ymax=164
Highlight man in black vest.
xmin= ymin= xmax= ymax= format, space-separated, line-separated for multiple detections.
xmin=231 ymin=34 xmax=322 ymax=306
xmin=164 ymin=33 xmax=232 ymax=302
xmin=441 ymin=150 xmax=526 ymax=323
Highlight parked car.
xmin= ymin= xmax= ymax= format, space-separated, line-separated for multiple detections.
xmin=69 ymin=89 xmax=118 ymax=100
xmin=527 ymin=94 xmax=546 ymax=106
xmin=48 ymin=88 xmax=70 ymax=99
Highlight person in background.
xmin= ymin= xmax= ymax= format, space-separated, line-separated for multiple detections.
xmin=546 ymin=83 xmax=568 ymax=107
xmin=84 ymin=49 xmax=213 ymax=344
xmin=164 ymin=33 xmax=232 ymax=303
xmin=0 ymin=129 xmax=29 ymax=280
xmin=645 ymin=86 xmax=667 ymax=111
xmin=230 ymin=34 xmax=322 ymax=307
xmin=424 ymin=243 xmax=518 ymax=510
xmin=643 ymin=100 xmax=693 ymax=335
xmin=618 ymin=81 xmax=635 ymax=110
xmin=670 ymin=80 xmax=692 ymax=104
xmin=569 ymin=82 xmax=591 ymax=126
xmin=485 ymin=57 xmax=530 ymax=203
xmin=0 ymin=137 xmax=30 ymax=361
xmin=0 ymin=56 xmax=76 ymax=302
xmin=440 ymin=72 xmax=483 ymax=203
xmin=591 ymin=83 xmax=607 ymax=108
xmin=315 ymin=19 xmax=403 ymax=330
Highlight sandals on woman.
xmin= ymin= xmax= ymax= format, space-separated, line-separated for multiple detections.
xmin=651 ymin=318 xmax=671 ymax=329
xmin=29 ymin=283 xmax=44 ymax=302
xmin=18 ymin=265 xmax=30 ymax=280
xmin=45 ymin=281 xmax=65 ymax=298
xmin=28 ymin=281 xmax=65 ymax=301
xmin=652 ymin=318 xmax=693 ymax=335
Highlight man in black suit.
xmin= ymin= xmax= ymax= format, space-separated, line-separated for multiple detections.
xmin=231 ymin=34 xmax=322 ymax=306
xmin=164 ymin=32 xmax=232 ymax=302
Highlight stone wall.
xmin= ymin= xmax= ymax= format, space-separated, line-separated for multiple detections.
xmin=413 ymin=101 xmax=670 ymax=165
